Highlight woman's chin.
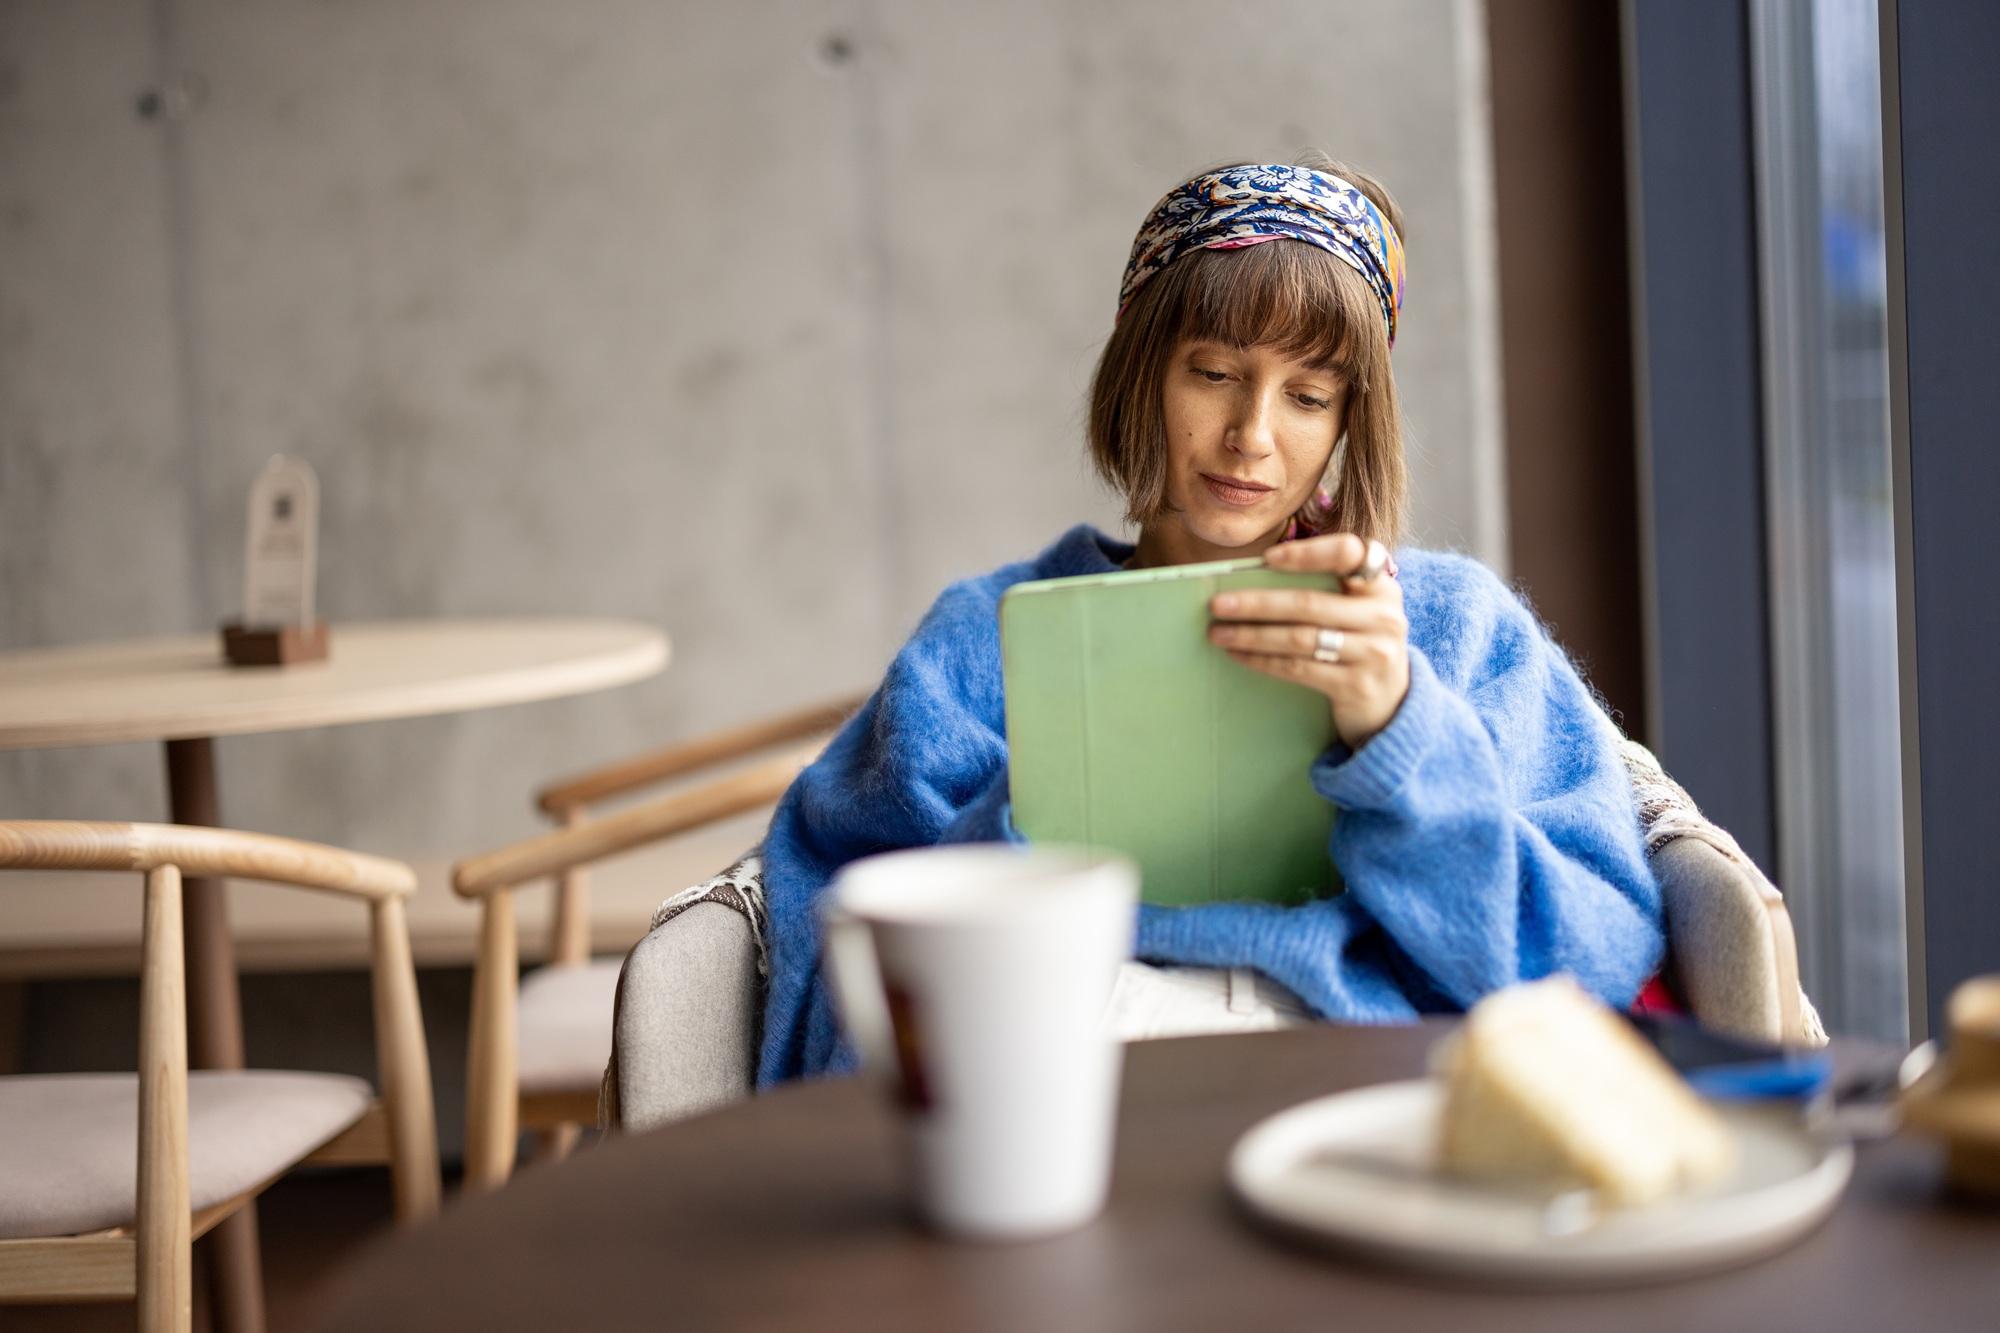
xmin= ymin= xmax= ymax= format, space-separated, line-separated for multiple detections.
xmin=1188 ymin=510 xmax=1283 ymax=554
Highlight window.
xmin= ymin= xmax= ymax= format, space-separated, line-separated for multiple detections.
xmin=1750 ymin=0 xmax=1905 ymax=1041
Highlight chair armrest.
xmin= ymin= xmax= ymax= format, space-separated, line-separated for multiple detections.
xmin=606 ymin=900 xmax=760 ymax=1132
xmin=535 ymin=694 xmax=863 ymax=816
xmin=454 ymin=746 xmax=818 ymax=897
xmin=456 ymin=751 xmax=801 ymax=1188
xmin=0 ymin=821 xmax=416 ymax=900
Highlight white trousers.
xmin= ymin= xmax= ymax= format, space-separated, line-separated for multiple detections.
xmin=1104 ymin=962 xmax=1310 ymax=1042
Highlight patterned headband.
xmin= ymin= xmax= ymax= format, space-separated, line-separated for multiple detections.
xmin=1118 ymin=163 xmax=1407 ymax=347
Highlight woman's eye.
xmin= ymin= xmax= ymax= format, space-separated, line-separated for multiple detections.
xmin=1194 ymin=367 xmax=1230 ymax=383
xmin=1296 ymin=394 xmax=1331 ymax=410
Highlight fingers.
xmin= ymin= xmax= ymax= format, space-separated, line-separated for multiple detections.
xmin=1209 ymin=622 xmax=1334 ymax=659
xmin=1210 ymin=622 xmax=1398 ymax=668
xmin=1209 ymin=584 xmax=1405 ymax=633
xmin=1267 ymin=532 xmax=1391 ymax=587
xmin=1265 ymin=532 xmax=1367 ymax=574
xmin=1224 ymin=648 xmax=1340 ymax=687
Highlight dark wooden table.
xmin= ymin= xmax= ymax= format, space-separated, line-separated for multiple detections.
xmin=313 ymin=1026 xmax=1999 ymax=1332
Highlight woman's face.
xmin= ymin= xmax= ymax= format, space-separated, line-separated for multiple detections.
xmin=1145 ymin=338 xmax=1347 ymax=563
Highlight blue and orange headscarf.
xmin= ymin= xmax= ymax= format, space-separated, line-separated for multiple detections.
xmin=1118 ymin=163 xmax=1407 ymax=347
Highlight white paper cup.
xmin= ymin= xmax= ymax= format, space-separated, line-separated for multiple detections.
xmin=822 ymin=845 xmax=1139 ymax=1239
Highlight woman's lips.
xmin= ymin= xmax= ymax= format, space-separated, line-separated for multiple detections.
xmin=1200 ymin=473 xmax=1275 ymax=507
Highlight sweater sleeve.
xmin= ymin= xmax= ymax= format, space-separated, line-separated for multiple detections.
xmin=754 ymin=580 xmax=1014 ymax=1086
xmin=938 ymin=769 xmax=1020 ymax=845
xmin=1136 ymin=560 xmax=1663 ymax=1017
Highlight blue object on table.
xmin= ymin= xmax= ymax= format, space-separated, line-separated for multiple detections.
xmin=1682 ymin=1053 xmax=1835 ymax=1101
xmin=1626 ymin=1013 xmax=1835 ymax=1102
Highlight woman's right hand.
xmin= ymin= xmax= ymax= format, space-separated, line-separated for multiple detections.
xmin=1206 ymin=533 xmax=1410 ymax=751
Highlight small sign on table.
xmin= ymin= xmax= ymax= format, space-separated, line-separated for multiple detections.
xmin=220 ymin=456 xmax=329 ymax=666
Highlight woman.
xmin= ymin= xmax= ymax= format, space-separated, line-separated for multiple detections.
xmin=755 ymin=157 xmax=1662 ymax=1085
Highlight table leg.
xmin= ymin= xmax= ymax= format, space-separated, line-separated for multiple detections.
xmin=165 ymin=736 xmax=267 ymax=1333
xmin=0 ymin=980 xmax=24 ymax=1075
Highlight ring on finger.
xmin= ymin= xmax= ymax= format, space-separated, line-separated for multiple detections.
xmin=1312 ymin=627 xmax=1344 ymax=664
xmin=1351 ymin=539 xmax=1390 ymax=584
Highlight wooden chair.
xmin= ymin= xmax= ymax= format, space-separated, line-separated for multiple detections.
xmin=0 ymin=821 xmax=440 ymax=1333
xmin=453 ymin=695 xmax=862 ymax=1190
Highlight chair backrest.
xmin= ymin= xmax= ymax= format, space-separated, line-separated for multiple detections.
xmin=1651 ymin=837 xmax=1812 ymax=1043
xmin=1618 ymin=742 xmax=1825 ymax=1046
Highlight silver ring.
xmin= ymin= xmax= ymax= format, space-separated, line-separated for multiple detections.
xmin=1352 ymin=539 xmax=1389 ymax=584
xmin=1312 ymin=627 xmax=1344 ymax=664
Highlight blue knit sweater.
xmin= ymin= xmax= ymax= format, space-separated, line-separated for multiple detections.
xmin=756 ymin=524 xmax=1663 ymax=1086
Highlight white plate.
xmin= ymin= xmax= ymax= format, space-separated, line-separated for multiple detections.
xmin=1228 ymin=1079 xmax=1853 ymax=1287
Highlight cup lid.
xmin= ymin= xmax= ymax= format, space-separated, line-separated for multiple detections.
xmin=827 ymin=844 xmax=1137 ymax=925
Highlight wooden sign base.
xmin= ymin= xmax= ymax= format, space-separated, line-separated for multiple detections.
xmin=220 ymin=620 xmax=331 ymax=667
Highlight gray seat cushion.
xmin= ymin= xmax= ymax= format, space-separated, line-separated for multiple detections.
xmin=610 ymin=900 xmax=760 ymax=1132
xmin=0 ymin=1070 xmax=372 ymax=1239
xmin=517 ymin=958 xmax=623 ymax=1095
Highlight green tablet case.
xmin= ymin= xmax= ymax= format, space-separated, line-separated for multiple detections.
xmin=1000 ymin=557 xmax=1343 ymax=907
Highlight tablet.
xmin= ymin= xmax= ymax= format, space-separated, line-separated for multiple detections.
xmin=1000 ymin=556 xmax=1343 ymax=907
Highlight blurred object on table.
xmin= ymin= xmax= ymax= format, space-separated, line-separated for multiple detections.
xmin=1900 ymin=974 xmax=2000 ymax=1199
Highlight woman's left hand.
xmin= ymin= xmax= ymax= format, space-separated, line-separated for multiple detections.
xmin=1207 ymin=533 xmax=1410 ymax=751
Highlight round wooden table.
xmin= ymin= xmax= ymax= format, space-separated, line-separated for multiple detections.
xmin=0 ymin=617 xmax=667 ymax=1331
xmin=312 ymin=1026 xmax=1997 ymax=1332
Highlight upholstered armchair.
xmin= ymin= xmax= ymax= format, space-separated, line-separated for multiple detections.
xmin=600 ymin=737 xmax=1827 ymax=1133
xmin=452 ymin=700 xmax=1826 ymax=1145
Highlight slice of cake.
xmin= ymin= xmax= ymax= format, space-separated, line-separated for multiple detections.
xmin=1435 ymin=976 xmax=1737 ymax=1207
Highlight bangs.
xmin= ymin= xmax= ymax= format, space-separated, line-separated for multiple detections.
xmin=1167 ymin=240 xmax=1379 ymax=381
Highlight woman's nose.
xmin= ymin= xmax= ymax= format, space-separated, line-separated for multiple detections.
xmin=1227 ymin=387 xmax=1279 ymax=458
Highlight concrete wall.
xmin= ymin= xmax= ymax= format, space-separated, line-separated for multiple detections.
xmin=1 ymin=0 xmax=1502 ymax=866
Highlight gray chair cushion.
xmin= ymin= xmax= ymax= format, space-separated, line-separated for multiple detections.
xmin=1654 ymin=837 xmax=1824 ymax=1045
xmin=1622 ymin=736 xmax=1825 ymax=1046
xmin=517 ymin=958 xmax=623 ymax=1095
xmin=0 ymin=1070 xmax=372 ymax=1239
xmin=608 ymin=900 xmax=760 ymax=1132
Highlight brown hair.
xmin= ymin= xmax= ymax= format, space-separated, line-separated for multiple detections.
xmin=1086 ymin=155 xmax=1407 ymax=546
